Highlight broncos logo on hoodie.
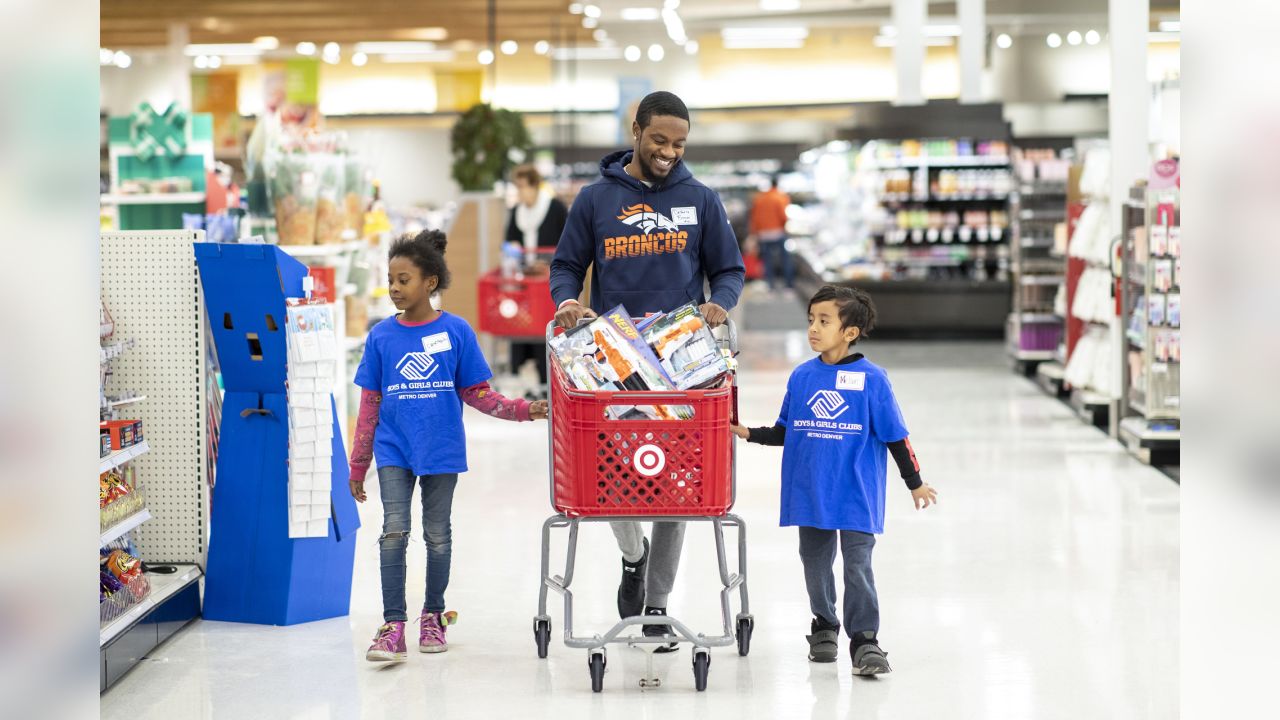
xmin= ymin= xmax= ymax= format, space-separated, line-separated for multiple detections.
xmin=616 ymin=203 xmax=681 ymax=235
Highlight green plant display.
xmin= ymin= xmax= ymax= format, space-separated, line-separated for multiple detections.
xmin=450 ymin=103 xmax=533 ymax=192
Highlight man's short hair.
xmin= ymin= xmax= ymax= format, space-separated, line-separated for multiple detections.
xmin=635 ymin=91 xmax=690 ymax=130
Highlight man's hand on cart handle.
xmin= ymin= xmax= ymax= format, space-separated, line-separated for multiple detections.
xmin=530 ymin=400 xmax=549 ymax=420
xmin=730 ymin=424 xmax=750 ymax=440
xmin=699 ymin=302 xmax=729 ymax=327
xmin=555 ymin=300 xmax=598 ymax=329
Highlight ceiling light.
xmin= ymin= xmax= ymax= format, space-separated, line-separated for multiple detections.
xmin=194 ymin=55 xmax=210 ymax=69
xmin=584 ymin=4 xmax=602 ymax=19
xmin=478 ymin=48 xmax=495 ymax=64
xmin=1158 ymin=20 xmax=1180 ymax=33
xmin=648 ymin=44 xmax=665 ymax=61
xmin=663 ymin=8 xmax=687 ymax=44
xmin=584 ymin=17 xmax=599 ymax=29
xmin=352 ymin=51 xmax=368 ymax=66
xmin=624 ymin=45 xmax=641 ymax=62
xmin=722 ymin=26 xmax=809 ymax=41
xmin=685 ymin=40 xmax=699 ymax=54
xmin=185 ymin=43 xmax=264 ymax=57
xmin=323 ymin=42 xmax=340 ymax=57
xmin=569 ymin=3 xmax=584 ymax=14
xmin=1085 ymin=29 xmax=1101 ymax=45
xmin=393 ymin=27 xmax=449 ymax=41
xmin=622 ymin=8 xmax=661 ymax=21
xmin=113 ymin=51 xmax=131 ymax=68
xmin=1046 ymin=33 xmax=1062 ymax=48
xmin=501 ymin=40 xmax=518 ymax=55
xmin=535 ymin=40 xmax=550 ymax=55
xmin=761 ymin=0 xmax=801 ymax=10
xmin=1067 ymin=31 xmax=1082 ymax=46
xmin=323 ymin=54 xmax=340 ymax=65
xmin=208 ymin=56 xmax=223 ymax=69
xmin=354 ymin=42 xmax=437 ymax=54
xmin=100 ymin=48 xmax=114 ymax=65
xmin=201 ymin=17 xmax=220 ymax=31
xmin=297 ymin=41 xmax=317 ymax=56
xmin=593 ymin=29 xmax=608 ymax=42
xmin=253 ymin=36 xmax=279 ymax=50
xmin=996 ymin=33 xmax=1012 ymax=49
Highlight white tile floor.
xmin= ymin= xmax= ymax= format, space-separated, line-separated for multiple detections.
xmin=102 ymin=337 xmax=1179 ymax=719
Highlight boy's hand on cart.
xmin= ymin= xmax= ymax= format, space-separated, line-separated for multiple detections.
xmin=729 ymin=424 xmax=750 ymax=440
xmin=555 ymin=301 xmax=597 ymax=329
xmin=699 ymin=302 xmax=729 ymax=327
xmin=529 ymin=400 xmax=549 ymax=420
xmin=911 ymin=483 xmax=937 ymax=510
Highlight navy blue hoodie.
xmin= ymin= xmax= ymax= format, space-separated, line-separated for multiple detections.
xmin=550 ymin=150 xmax=745 ymax=315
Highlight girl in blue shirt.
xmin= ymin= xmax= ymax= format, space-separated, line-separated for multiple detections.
xmin=349 ymin=230 xmax=547 ymax=663
xmin=732 ymin=285 xmax=938 ymax=676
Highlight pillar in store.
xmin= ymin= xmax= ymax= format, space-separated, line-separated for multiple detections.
xmin=957 ymin=0 xmax=986 ymax=103
xmin=165 ymin=23 xmax=193 ymax=112
xmin=892 ymin=0 xmax=926 ymax=106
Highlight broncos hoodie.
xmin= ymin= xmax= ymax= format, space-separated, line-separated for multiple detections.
xmin=550 ymin=149 xmax=745 ymax=316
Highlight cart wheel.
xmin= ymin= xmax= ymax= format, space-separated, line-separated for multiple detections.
xmin=736 ymin=617 xmax=754 ymax=657
xmin=534 ymin=619 xmax=551 ymax=659
xmin=692 ymin=649 xmax=710 ymax=692
xmin=588 ymin=651 xmax=607 ymax=693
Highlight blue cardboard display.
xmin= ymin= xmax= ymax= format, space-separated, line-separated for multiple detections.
xmin=195 ymin=243 xmax=360 ymax=625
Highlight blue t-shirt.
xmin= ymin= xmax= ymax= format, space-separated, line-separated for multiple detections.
xmin=354 ymin=312 xmax=492 ymax=476
xmin=776 ymin=357 xmax=910 ymax=534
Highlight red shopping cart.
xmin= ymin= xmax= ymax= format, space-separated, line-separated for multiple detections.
xmin=477 ymin=250 xmax=557 ymax=338
xmin=533 ymin=319 xmax=752 ymax=693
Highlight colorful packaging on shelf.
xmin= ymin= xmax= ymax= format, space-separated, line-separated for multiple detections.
xmin=1154 ymin=329 xmax=1171 ymax=363
xmin=1149 ymin=294 xmax=1166 ymax=327
xmin=549 ymin=306 xmax=692 ymax=421
xmin=101 ymin=420 xmax=143 ymax=450
xmin=639 ymin=303 xmax=736 ymax=390
xmin=1169 ymin=330 xmax=1181 ymax=362
xmin=1166 ymin=293 xmax=1181 ymax=328
xmin=101 ymin=429 xmax=112 ymax=458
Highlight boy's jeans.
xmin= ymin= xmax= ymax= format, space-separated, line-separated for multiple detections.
xmin=376 ymin=467 xmax=458 ymax=623
xmin=798 ymin=527 xmax=878 ymax=638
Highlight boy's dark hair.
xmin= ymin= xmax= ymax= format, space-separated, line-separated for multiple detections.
xmin=809 ymin=284 xmax=877 ymax=341
xmin=635 ymin=91 xmax=690 ymax=131
xmin=389 ymin=229 xmax=451 ymax=290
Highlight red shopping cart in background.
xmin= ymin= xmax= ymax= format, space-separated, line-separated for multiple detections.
xmin=534 ymin=319 xmax=752 ymax=693
xmin=477 ymin=250 xmax=557 ymax=338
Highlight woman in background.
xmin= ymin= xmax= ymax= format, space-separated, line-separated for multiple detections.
xmin=505 ymin=164 xmax=568 ymax=391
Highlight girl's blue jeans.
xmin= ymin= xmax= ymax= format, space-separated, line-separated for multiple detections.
xmin=376 ymin=466 xmax=458 ymax=622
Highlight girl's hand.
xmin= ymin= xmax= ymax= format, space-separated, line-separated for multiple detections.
xmin=350 ymin=477 xmax=367 ymax=503
xmin=529 ymin=400 xmax=549 ymax=420
xmin=911 ymin=483 xmax=937 ymax=510
xmin=730 ymin=424 xmax=750 ymax=440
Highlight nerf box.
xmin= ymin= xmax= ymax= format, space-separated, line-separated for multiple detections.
xmin=639 ymin=303 xmax=735 ymax=390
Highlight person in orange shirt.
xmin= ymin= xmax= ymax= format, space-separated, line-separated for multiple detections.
xmin=749 ymin=175 xmax=794 ymax=293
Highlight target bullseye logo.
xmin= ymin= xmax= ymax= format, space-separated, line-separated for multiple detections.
xmin=499 ymin=298 xmax=519 ymax=319
xmin=633 ymin=444 xmax=666 ymax=477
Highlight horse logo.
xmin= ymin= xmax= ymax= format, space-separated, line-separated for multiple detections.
xmin=617 ymin=204 xmax=681 ymax=235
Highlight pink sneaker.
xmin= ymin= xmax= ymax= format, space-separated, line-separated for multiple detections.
xmin=418 ymin=610 xmax=456 ymax=653
xmin=366 ymin=621 xmax=407 ymax=662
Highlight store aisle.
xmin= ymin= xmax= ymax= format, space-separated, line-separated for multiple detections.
xmin=101 ymin=336 xmax=1178 ymax=719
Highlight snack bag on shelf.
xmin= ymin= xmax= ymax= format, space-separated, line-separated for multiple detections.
xmin=343 ymin=155 xmax=372 ymax=235
xmin=313 ymin=152 xmax=347 ymax=245
xmin=640 ymin=303 xmax=735 ymax=390
xmin=264 ymin=145 xmax=319 ymax=246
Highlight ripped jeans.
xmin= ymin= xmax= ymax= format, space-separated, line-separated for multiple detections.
xmin=376 ymin=467 xmax=459 ymax=623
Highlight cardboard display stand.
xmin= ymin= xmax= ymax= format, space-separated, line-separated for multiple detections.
xmin=195 ymin=242 xmax=360 ymax=625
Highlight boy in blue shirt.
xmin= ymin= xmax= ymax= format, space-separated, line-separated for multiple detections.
xmin=731 ymin=285 xmax=938 ymax=675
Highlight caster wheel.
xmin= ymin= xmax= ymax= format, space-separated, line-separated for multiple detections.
xmin=736 ymin=617 xmax=754 ymax=657
xmin=534 ymin=619 xmax=551 ymax=659
xmin=589 ymin=652 xmax=606 ymax=693
xmin=692 ymin=650 xmax=710 ymax=692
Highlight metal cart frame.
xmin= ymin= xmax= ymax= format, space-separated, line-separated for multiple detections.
xmin=532 ymin=318 xmax=753 ymax=692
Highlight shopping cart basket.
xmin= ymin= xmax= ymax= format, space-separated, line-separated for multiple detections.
xmin=477 ymin=250 xmax=557 ymax=339
xmin=533 ymin=318 xmax=752 ymax=692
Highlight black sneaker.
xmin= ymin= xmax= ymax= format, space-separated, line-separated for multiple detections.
xmin=617 ymin=538 xmax=649 ymax=619
xmin=806 ymin=617 xmax=839 ymax=663
xmin=850 ymin=631 xmax=892 ymax=675
xmin=642 ymin=606 xmax=679 ymax=653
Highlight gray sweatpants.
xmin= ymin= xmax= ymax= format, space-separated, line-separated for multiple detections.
xmin=611 ymin=520 xmax=685 ymax=609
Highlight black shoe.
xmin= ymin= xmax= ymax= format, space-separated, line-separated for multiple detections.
xmin=806 ymin=617 xmax=839 ymax=663
xmin=642 ymin=606 xmax=679 ymax=653
xmin=850 ymin=631 xmax=892 ymax=675
xmin=617 ymin=538 xmax=649 ymax=619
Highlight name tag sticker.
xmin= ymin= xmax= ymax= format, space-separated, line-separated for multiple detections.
xmin=672 ymin=206 xmax=698 ymax=225
xmin=836 ymin=371 xmax=865 ymax=391
xmin=422 ymin=332 xmax=453 ymax=355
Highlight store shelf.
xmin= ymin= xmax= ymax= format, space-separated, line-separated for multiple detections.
xmin=870 ymin=156 xmax=1010 ymax=169
xmin=1014 ymin=349 xmax=1055 ymax=361
xmin=1019 ymin=209 xmax=1066 ymax=221
xmin=101 ymin=193 xmax=206 ymax=205
xmin=278 ymin=240 xmax=366 ymax=260
xmin=1020 ymin=275 xmax=1064 ymax=285
xmin=100 ymin=341 xmax=134 ymax=364
xmin=105 ymin=395 xmax=147 ymax=409
xmin=1119 ymin=416 xmax=1180 ymax=464
xmin=100 ymin=508 xmax=152 ymax=546
xmin=1019 ymin=313 xmax=1059 ymax=323
xmin=881 ymin=193 xmax=1010 ymax=203
xmin=1020 ymin=237 xmax=1057 ymax=249
xmin=100 ymin=564 xmax=202 ymax=647
xmin=100 ymin=440 xmax=149 ymax=474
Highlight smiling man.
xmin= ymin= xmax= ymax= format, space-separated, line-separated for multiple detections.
xmin=549 ymin=90 xmax=745 ymax=651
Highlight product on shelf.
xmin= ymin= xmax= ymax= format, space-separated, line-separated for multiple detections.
xmin=101 ymin=430 xmax=112 ymax=458
xmin=314 ymin=153 xmax=347 ymax=245
xmin=343 ymin=155 xmax=372 ymax=234
xmin=265 ymin=148 xmax=320 ymax=246
xmin=101 ymin=419 xmax=143 ymax=450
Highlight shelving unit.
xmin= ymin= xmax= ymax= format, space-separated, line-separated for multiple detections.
xmin=1007 ymin=145 xmax=1071 ymax=370
xmin=1118 ymin=163 xmax=1180 ymax=464
xmin=101 ymin=192 xmax=206 ymax=206
xmin=100 ymin=440 xmax=150 ymax=474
